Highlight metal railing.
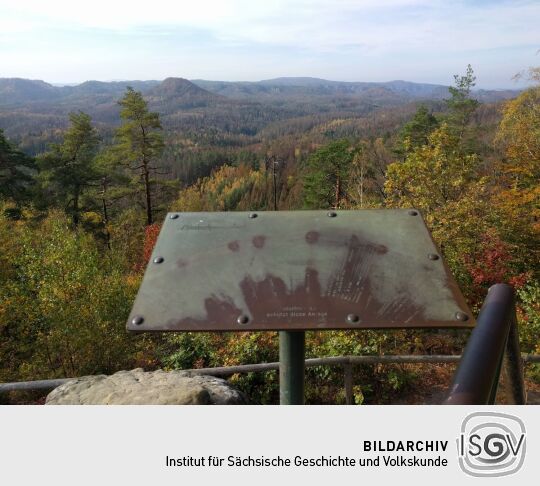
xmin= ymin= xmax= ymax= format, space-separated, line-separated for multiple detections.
xmin=2 ymin=352 xmax=538 ymax=404
xmin=1 ymin=284 xmax=535 ymax=404
xmin=445 ymin=284 xmax=527 ymax=405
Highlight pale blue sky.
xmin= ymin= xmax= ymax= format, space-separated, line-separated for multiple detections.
xmin=0 ymin=0 xmax=538 ymax=88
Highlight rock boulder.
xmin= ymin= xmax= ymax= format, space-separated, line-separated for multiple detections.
xmin=45 ymin=369 xmax=246 ymax=405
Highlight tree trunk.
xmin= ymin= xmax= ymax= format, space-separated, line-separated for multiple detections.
xmin=143 ymin=164 xmax=153 ymax=225
xmin=272 ymin=160 xmax=278 ymax=211
xmin=73 ymin=187 xmax=80 ymax=226
xmin=334 ymin=175 xmax=341 ymax=209
xmin=101 ymin=179 xmax=111 ymax=250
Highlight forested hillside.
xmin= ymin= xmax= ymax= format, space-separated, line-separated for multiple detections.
xmin=0 ymin=76 xmax=518 ymax=155
xmin=0 ymin=66 xmax=538 ymax=404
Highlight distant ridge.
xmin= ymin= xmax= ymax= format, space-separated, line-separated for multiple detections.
xmin=0 ymin=77 xmax=222 ymax=108
xmin=0 ymin=76 xmax=520 ymax=108
xmin=0 ymin=78 xmax=61 ymax=104
xmin=68 ymin=79 xmax=159 ymax=96
xmin=152 ymin=77 xmax=216 ymax=98
xmin=190 ymin=77 xmax=519 ymax=102
xmin=0 ymin=75 xmax=520 ymax=155
xmin=148 ymin=77 xmax=222 ymax=108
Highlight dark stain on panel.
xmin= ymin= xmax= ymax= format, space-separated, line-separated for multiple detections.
xmin=305 ymin=231 xmax=320 ymax=244
xmin=227 ymin=240 xmax=240 ymax=252
xmin=165 ymin=233 xmax=423 ymax=330
xmin=252 ymin=235 xmax=266 ymax=249
xmin=176 ymin=258 xmax=189 ymax=268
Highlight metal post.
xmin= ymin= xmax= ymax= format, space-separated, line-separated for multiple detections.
xmin=279 ymin=331 xmax=305 ymax=404
xmin=487 ymin=351 xmax=505 ymax=405
xmin=344 ymin=363 xmax=354 ymax=405
xmin=445 ymin=284 xmax=526 ymax=405
xmin=503 ymin=314 xmax=527 ymax=404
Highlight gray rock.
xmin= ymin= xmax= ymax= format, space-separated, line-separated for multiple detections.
xmin=45 ymin=368 xmax=246 ymax=405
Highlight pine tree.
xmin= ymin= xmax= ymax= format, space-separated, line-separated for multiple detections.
xmin=91 ymin=147 xmax=133 ymax=249
xmin=446 ymin=64 xmax=479 ymax=142
xmin=302 ymin=139 xmax=355 ymax=209
xmin=114 ymin=87 xmax=165 ymax=225
xmin=37 ymin=112 xmax=99 ymax=225
xmin=395 ymin=105 xmax=439 ymax=157
xmin=0 ymin=129 xmax=35 ymax=206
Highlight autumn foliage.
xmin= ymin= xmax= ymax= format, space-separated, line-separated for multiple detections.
xmin=135 ymin=223 xmax=162 ymax=272
xmin=1 ymin=67 xmax=539 ymax=403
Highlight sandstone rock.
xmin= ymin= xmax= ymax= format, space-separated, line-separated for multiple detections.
xmin=45 ymin=369 xmax=246 ymax=405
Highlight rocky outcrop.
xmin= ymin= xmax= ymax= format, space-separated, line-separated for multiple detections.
xmin=45 ymin=368 xmax=246 ymax=405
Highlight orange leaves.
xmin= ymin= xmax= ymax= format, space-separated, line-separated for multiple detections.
xmin=143 ymin=223 xmax=161 ymax=264
xmin=133 ymin=223 xmax=162 ymax=273
xmin=464 ymin=231 xmax=529 ymax=304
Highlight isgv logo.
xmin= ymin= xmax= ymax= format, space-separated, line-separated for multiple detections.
xmin=458 ymin=412 xmax=526 ymax=477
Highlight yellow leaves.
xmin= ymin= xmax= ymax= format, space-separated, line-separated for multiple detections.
xmin=172 ymin=185 xmax=205 ymax=212
xmin=171 ymin=164 xmax=267 ymax=212
xmin=125 ymin=273 xmax=143 ymax=288
xmin=492 ymin=82 xmax=540 ymax=259
xmin=319 ymin=118 xmax=348 ymax=132
xmin=384 ymin=124 xmax=479 ymax=213
xmin=81 ymin=211 xmax=102 ymax=225
xmin=0 ymin=209 xmax=142 ymax=380
xmin=496 ymin=85 xmax=540 ymax=183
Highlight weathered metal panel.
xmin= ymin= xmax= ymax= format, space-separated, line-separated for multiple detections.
xmin=127 ymin=210 xmax=474 ymax=331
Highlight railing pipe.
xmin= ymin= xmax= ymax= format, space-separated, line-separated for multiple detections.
xmin=445 ymin=284 xmax=525 ymax=405
xmin=0 ymin=355 xmax=464 ymax=393
xmin=0 ymin=378 xmax=72 ymax=393
xmin=2 ymin=351 xmax=535 ymax=400
xmin=503 ymin=310 xmax=527 ymax=404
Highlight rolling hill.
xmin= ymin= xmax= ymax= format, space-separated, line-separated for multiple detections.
xmin=0 ymin=76 xmax=519 ymax=156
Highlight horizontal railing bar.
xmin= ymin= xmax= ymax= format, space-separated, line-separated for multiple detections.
xmin=0 ymin=378 xmax=73 ymax=393
xmin=1 ymin=354 xmax=539 ymax=394
xmin=188 ymin=354 xmax=464 ymax=376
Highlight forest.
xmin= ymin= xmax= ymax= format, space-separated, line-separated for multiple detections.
xmin=0 ymin=66 xmax=539 ymax=404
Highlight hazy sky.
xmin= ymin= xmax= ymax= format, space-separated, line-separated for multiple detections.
xmin=0 ymin=0 xmax=538 ymax=88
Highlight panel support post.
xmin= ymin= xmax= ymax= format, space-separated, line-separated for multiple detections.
xmin=279 ymin=331 xmax=305 ymax=404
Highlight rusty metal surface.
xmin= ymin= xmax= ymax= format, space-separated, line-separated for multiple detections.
xmin=127 ymin=210 xmax=474 ymax=332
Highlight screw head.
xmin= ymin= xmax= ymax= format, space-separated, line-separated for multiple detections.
xmin=428 ymin=253 xmax=440 ymax=261
xmin=248 ymin=213 xmax=258 ymax=219
xmin=346 ymin=314 xmax=360 ymax=324
xmin=237 ymin=315 xmax=250 ymax=325
xmin=327 ymin=211 xmax=337 ymax=218
xmin=408 ymin=210 xmax=418 ymax=216
xmin=169 ymin=214 xmax=179 ymax=219
xmin=131 ymin=315 xmax=144 ymax=326
xmin=153 ymin=256 xmax=164 ymax=264
xmin=455 ymin=311 xmax=469 ymax=322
